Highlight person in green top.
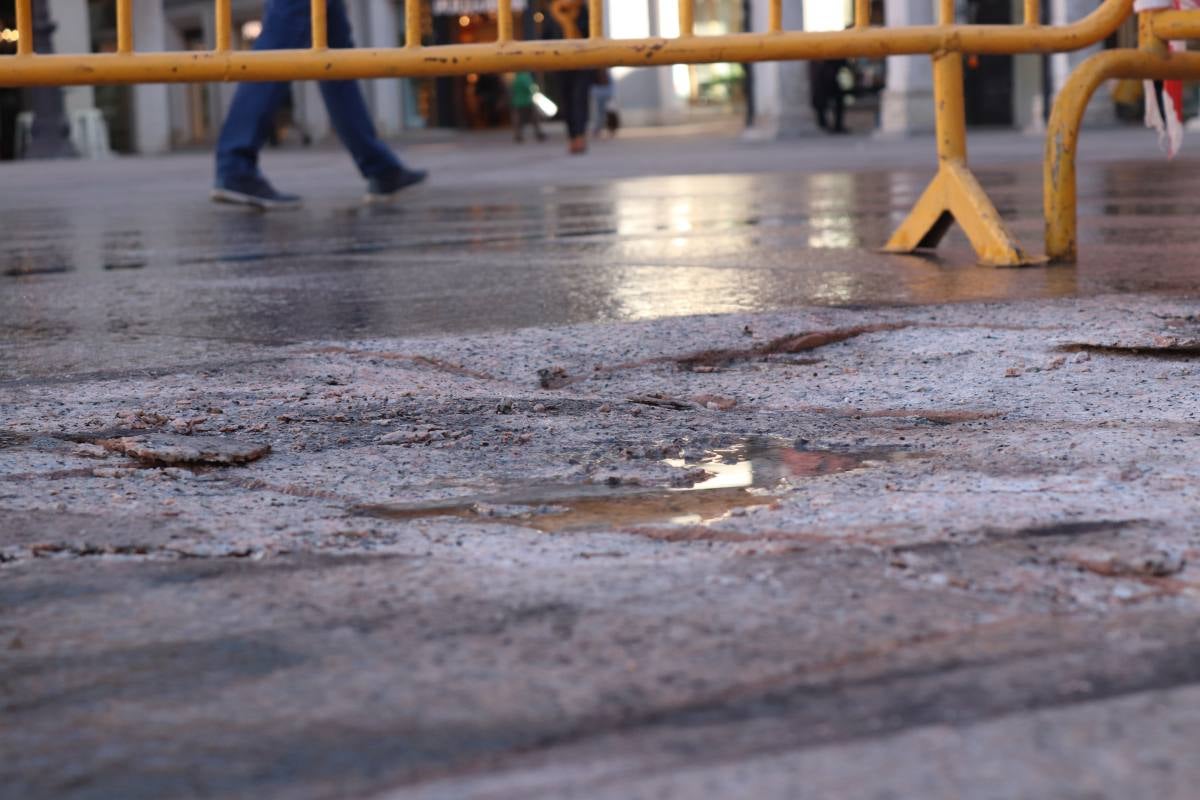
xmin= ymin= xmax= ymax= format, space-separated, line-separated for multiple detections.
xmin=510 ymin=71 xmax=546 ymax=143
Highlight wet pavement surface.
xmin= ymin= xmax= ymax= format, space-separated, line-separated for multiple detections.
xmin=5 ymin=128 xmax=1200 ymax=799
xmin=6 ymin=127 xmax=1200 ymax=383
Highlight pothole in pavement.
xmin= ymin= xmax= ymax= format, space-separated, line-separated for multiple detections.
xmin=356 ymin=439 xmax=926 ymax=533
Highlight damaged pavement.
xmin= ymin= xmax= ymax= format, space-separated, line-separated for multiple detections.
xmin=5 ymin=296 xmax=1200 ymax=799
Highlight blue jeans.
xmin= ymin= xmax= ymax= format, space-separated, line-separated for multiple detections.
xmin=215 ymin=0 xmax=401 ymax=183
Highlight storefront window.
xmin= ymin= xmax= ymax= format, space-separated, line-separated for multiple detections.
xmin=656 ymin=0 xmax=745 ymax=109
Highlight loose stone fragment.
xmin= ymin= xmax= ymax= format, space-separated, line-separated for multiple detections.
xmin=73 ymin=443 xmax=109 ymax=459
xmin=99 ymin=434 xmax=270 ymax=466
xmin=1064 ymin=544 xmax=1186 ymax=578
xmin=537 ymin=367 xmax=570 ymax=389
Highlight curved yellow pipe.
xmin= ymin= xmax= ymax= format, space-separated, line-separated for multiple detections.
xmin=1044 ymin=49 xmax=1200 ymax=262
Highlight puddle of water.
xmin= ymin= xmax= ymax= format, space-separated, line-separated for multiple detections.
xmin=664 ymin=440 xmax=893 ymax=491
xmin=360 ymin=487 xmax=769 ymax=533
xmin=357 ymin=439 xmax=921 ymax=533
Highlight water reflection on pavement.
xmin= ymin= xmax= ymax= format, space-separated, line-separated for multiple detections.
xmin=4 ymin=155 xmax=1200 ymax=380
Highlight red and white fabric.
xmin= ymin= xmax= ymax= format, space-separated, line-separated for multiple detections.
xmin=1136 ymin=0 xmax=1196 ymax=158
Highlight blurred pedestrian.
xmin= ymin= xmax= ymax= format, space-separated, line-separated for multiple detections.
xmin=808 ymin=59 xmax=849 ymax=134
xmin=548 ymin=0 xmax=592 ymax=155
xmin=510 ymin=71 xmax=546 ymax=143
xmin=591 ymin=68 xmax=614 ymax=139
xmin=212 ymin=0 xmax=426 ymax=209
xmin=474 ymin=73 xmax=504 ymax=127
xmin=0 ymin=14 xmax=19 ymax=161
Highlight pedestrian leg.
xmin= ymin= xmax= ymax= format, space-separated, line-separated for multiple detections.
xmin=591 ymin=86 xmax=605 ymax=136
xmin=214 ymin=1 xmax=306 ymax=183
xmin=563 ymin=72 xmax=591 ymax=153
xmin=318 ymin=0 xmax=403 ymax=179
xmin=531 ymin=106 xmax=546 ymax=141
xmin=832 ymin=89 xmax=847 ymax=133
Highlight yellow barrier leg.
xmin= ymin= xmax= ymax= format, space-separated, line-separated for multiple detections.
xmin=1046 ymin=11 xmax=1176 ymax=263
xmin=885 ymin=49 xmax=1038 ymax=267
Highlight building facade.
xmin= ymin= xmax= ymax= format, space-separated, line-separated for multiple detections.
xmin=2 ymin=0 xmax=1130 ymax=158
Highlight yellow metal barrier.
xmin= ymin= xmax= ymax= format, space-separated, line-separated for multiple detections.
xmin=0 ymin=0 xmax=1133 ymax=85
xmin=882 ymin=0 xmax=1038 ymax=266
xmin=1045 ymin=6 xmax=1200 ymax=262
xmin=3 ymin=0 xmax=1135 ymax=266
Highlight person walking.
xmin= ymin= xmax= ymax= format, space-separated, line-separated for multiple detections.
xmin=212 ymin=0 xmax=426 ymax=209
xmin=590 ymin=68 xmax=614 ymax=139
xmin=808 ymin=58 xmax=850 ymax=134
xmin=510 ymin=71 xmax=546 ymax=143
xmin=548 ymin=0 xmax=591 ymax=155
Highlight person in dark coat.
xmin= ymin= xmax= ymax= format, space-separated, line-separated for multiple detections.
xmin=808 ymin=59 xmax=850 ymax=134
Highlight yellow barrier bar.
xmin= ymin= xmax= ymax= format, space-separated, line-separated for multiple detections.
xmin=939 ymin=0 xmax=954 ymax=25
xmin=0 ymin=0 xmax=1135 ymax=87
xmin=117 ymin=0 xmax=133 ymax=54
xmin=1025 ymin=0 xmax=1041 ymax=26
xmin=15 ymin=0 xmax=32 ymax=56
xmin=497 ymin=0 xmax=513 ymax=42
xmin=311 ymin=0 xmax=328 ymax=50
xmin=679 ymin=0 xmax=694 ymax=36
xmin=590 ymin=0 xmax=604 ymax=39
xmin=1149 ymin=7 xmax=1200 ymax=38
xmin=855 ymin=0 xmax=870 ymax=28
xmin=1044 ymin=21 xmax=1200 ymax=261
xmin=215 ymin=0 xmax=232 ymax=53
xmin=405 ymin=0 xmax=421 ymax=47
xmin=768 ymin=0 xmax=782 ymax=33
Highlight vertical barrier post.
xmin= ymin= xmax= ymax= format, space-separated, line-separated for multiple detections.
xmin=215 ymin=0 xmax=232 ymax=52
xmin=768 ymin=0 xmax=781 ymax=33
xmin=405 ymin=0 xmax=421 ymax=47
xmin=855 ymin=0 xmax=871 ymax=28
xmin=935 ymin=0 xmax=966 ymax=165
xmin=933 ymin=50 xmax=967 ymax=164
xmin=117 ymin=0 xmax=133 ymax=54
xmin=589 ymin=0 xmax=603 ymax=38
xmin=497 ymin=0 xmax=513 ymax=42
xmin=1024 ymin=0 xmax=1041 ymax=25
xmin=679 ymin=0 xmax=694 ymax=36
xmin=311 ymin=0 xmax=328 ymax=50
xmin=15 ymin=0 xmax=32 ymax=55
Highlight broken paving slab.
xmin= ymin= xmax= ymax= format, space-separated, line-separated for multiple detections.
xmin=99 ymin=433 xmax=271 ymax=466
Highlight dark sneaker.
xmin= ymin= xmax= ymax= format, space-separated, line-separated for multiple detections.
xmin=365 ymin=167 xmax=427 ymax=204
xmin=212 ymin=175 xmax=302 ymax=210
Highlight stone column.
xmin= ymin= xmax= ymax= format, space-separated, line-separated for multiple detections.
xmin=745 ymin=0 xmax=815 ymax=138
xmin=1049 ymin=0 xmax=1114 ymax=126
xmin=878 ymin=0 xmax=935 ymax=135
xmin=362 ymin=0 xmax=405 ymax=136
xmin=131 ymin=0 xmax=172 ymax=154
xmin=604 ymin=0 xmax=671 ymax=127
xmin=46 ymin=0 xmax=95 ymax=117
